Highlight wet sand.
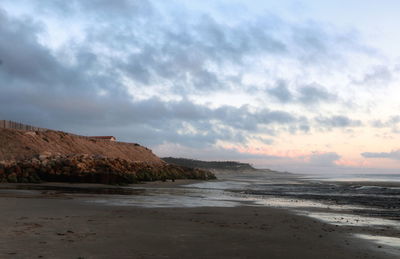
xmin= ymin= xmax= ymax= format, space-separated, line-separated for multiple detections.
xmin=0 ymin=184 xmax=396 ymax=259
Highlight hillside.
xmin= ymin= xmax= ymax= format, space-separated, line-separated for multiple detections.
xmin=0 ymin=128 xmax=216 ymax=184
xmin=0 ymin=128 xmax=163 ymax=164
xmin=162 ymin=157 xmax=256 ymax=171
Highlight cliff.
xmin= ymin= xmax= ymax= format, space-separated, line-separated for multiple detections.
xmin=0 ymin=128 xmax=216 ymax=184
xmin=0 ymin=128 xmax=163 ymax=164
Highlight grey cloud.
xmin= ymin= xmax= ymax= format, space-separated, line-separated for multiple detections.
xmin=257 ymin=110 xmax=297 ymax=124
xmin=111 ymin=13 xmax=288 ymax=93
xmin=128 ymin=100 xmax=301 ymax=131
xmin=290 ymin=21 xmax=378 ymax=66
xmin=371 ymin=116 xmax=400 ymax=128
xmin=316 ymin=116 xmax=362 ymax=128
xmin=291 ymin=23 xmax=330 ymax=63
xmin=267 ymin=80 xmax=293 ymax=103
xmin=258 ymin=151 xmax=342 ymax=174
xmin=287 ymin=124 xmax=311 ymax=134
xmin=266 ymin=81 xmax=337 ymax=106
xmin=193 ymin=14 xmax=287 ymax=62
xmin=211 ymin=105 xmax=301 ymax=132
xmin=299 ymin=124 xmax=310 ymax=133
xmin=80 ymin=0 xmax=153 ymax=16
xmin=298 ymin=85 xmax=336 ymax=104
xmin=25 ymin=0 xmax=153 ymax=18
xmin=63 ymin=1 xmax=365 ymax=95
xmin=371 ymin=120 xmax=385 ymax=128
xmin=156 ymin=144 xmax=282 ymax=161
xmin=252 ymin=136 xmax=274 ymax=145
xmin=26 ymin=0 xmax=370 ymax=70
xmin=370 ymin=116 xmax=400 ymax=133
xmin=353 ymin=65 xmax=392 ymax=86
xmin=17 ymin=0 xmax=370 ymax=120
xmin=309 ymin=152 xmax=341 ymax=166
xmin=0 ymin=14 xmax=59 ymax=85
xmin=361 ymin=150 xmax=400 ymax=160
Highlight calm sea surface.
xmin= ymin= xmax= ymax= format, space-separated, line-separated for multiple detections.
xmin=305 ymin=173 xmax=400 ymax=182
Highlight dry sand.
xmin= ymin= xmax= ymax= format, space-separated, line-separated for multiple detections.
xmin=0 ymin=183 xmax=395 ymax=259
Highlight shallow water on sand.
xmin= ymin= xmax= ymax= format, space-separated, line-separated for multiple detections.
xmin=184 ymin=171 xmax=400 ymax=254
xmin=3 ymin=170 xmax=400 ymax=254
xmin=90 ymin=188 xmax=245 ymax=208
xmin=354 ymin=234 xmax=400 ymax=256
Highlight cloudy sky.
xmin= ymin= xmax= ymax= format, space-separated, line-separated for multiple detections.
xmin=1 ymin=0 xmax=400 ymax=173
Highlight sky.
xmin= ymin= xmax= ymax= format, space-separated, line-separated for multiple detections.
xmin=0 ymin=0 xmax=400 ymax=174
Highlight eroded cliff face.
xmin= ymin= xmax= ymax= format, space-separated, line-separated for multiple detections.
xmin=0 ymin=128 xmax=163 ymax=164
xmin=0 ymin=128 xmax=216 ymax=184
xmin=0 ymin=154 xmax=216 ymax=184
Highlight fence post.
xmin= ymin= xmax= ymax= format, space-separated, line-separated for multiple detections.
xmin=0 ymin=120 xmax=49 ymax=131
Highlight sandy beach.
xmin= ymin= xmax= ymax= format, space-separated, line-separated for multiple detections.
xmin=2 ymin=1 xmax=400 ymax=258
xmin=0 ymin=180 xmax=397 ymax=259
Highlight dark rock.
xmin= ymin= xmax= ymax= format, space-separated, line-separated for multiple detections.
xmin=0 ymin=154 xmax=216 ymax=185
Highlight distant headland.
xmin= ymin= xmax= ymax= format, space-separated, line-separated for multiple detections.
xmin=162 ymin=157 xmax=257 ymax=171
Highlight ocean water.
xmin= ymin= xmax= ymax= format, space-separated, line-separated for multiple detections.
xmin=305 ymin=173 xmax=400 ymax=183
xmin=185 ymin=172 xmax=400 ymax=219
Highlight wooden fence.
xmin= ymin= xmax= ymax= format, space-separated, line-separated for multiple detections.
xmin=0 ymin=120 xmax=49 ymax=132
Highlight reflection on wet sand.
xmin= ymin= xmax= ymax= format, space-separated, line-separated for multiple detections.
xmin=1 ymin=170 xmax=399 ymax=257
xmin=354 ymin=234 xmax=400 ymax=256
xmin=295 ymin=211 xmax=400 ymax=229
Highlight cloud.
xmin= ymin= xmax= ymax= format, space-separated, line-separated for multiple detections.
xmin=298 ymin=85 xmax=336 ymax=104
xmin=353 ymin=65 xmax=392 ymax=86
xmin=308 ymin=152 xmax=341 ymax=166
xmin=0 ymin=12 xmax=62 ymax=86
xmin=252 ymin=136 xmax=274 ymax=145
xmin=267 ymin=80 xmax=293 ymax=103
xmin=21 ymin=0 xmax=367 ymax=97
xmin=21 ymin=0 xmax=154 ymax=18
xmin=154 ymin=143 xmax=281 ymax=161
xmin=244 ymin=151 xmax=343 ymax=173
xmin=361 ymin=150 xmax=400 ymax=160
xmin=370 ymin=116 xmax=400 ymax=134
xmin=267 ymin=80 xmax=338 ymax=106
xmin=316 ymin=115 xmax=362 ymax=128
xmin=107 ymin=12 xmax=290 ymax=94
xmin=266 ymin=81 xmax=337 ymax=106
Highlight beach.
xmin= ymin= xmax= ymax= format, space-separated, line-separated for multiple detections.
xmin=2 ymin=1 xmax=400 ymax=258
xmin=0 ymin=171 xmax=399 ymax=259
xmin=0 ymin=194 xmax=390 ymax=259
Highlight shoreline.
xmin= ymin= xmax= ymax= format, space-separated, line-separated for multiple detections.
xmin=0 ymin=193 xmax=394 ymax=259
xmin=0 ymin=178 xmax=398 ymax=258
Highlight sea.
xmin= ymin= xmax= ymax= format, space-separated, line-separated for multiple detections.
xmin=306 ymin=173 xmax=400 ymax=183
